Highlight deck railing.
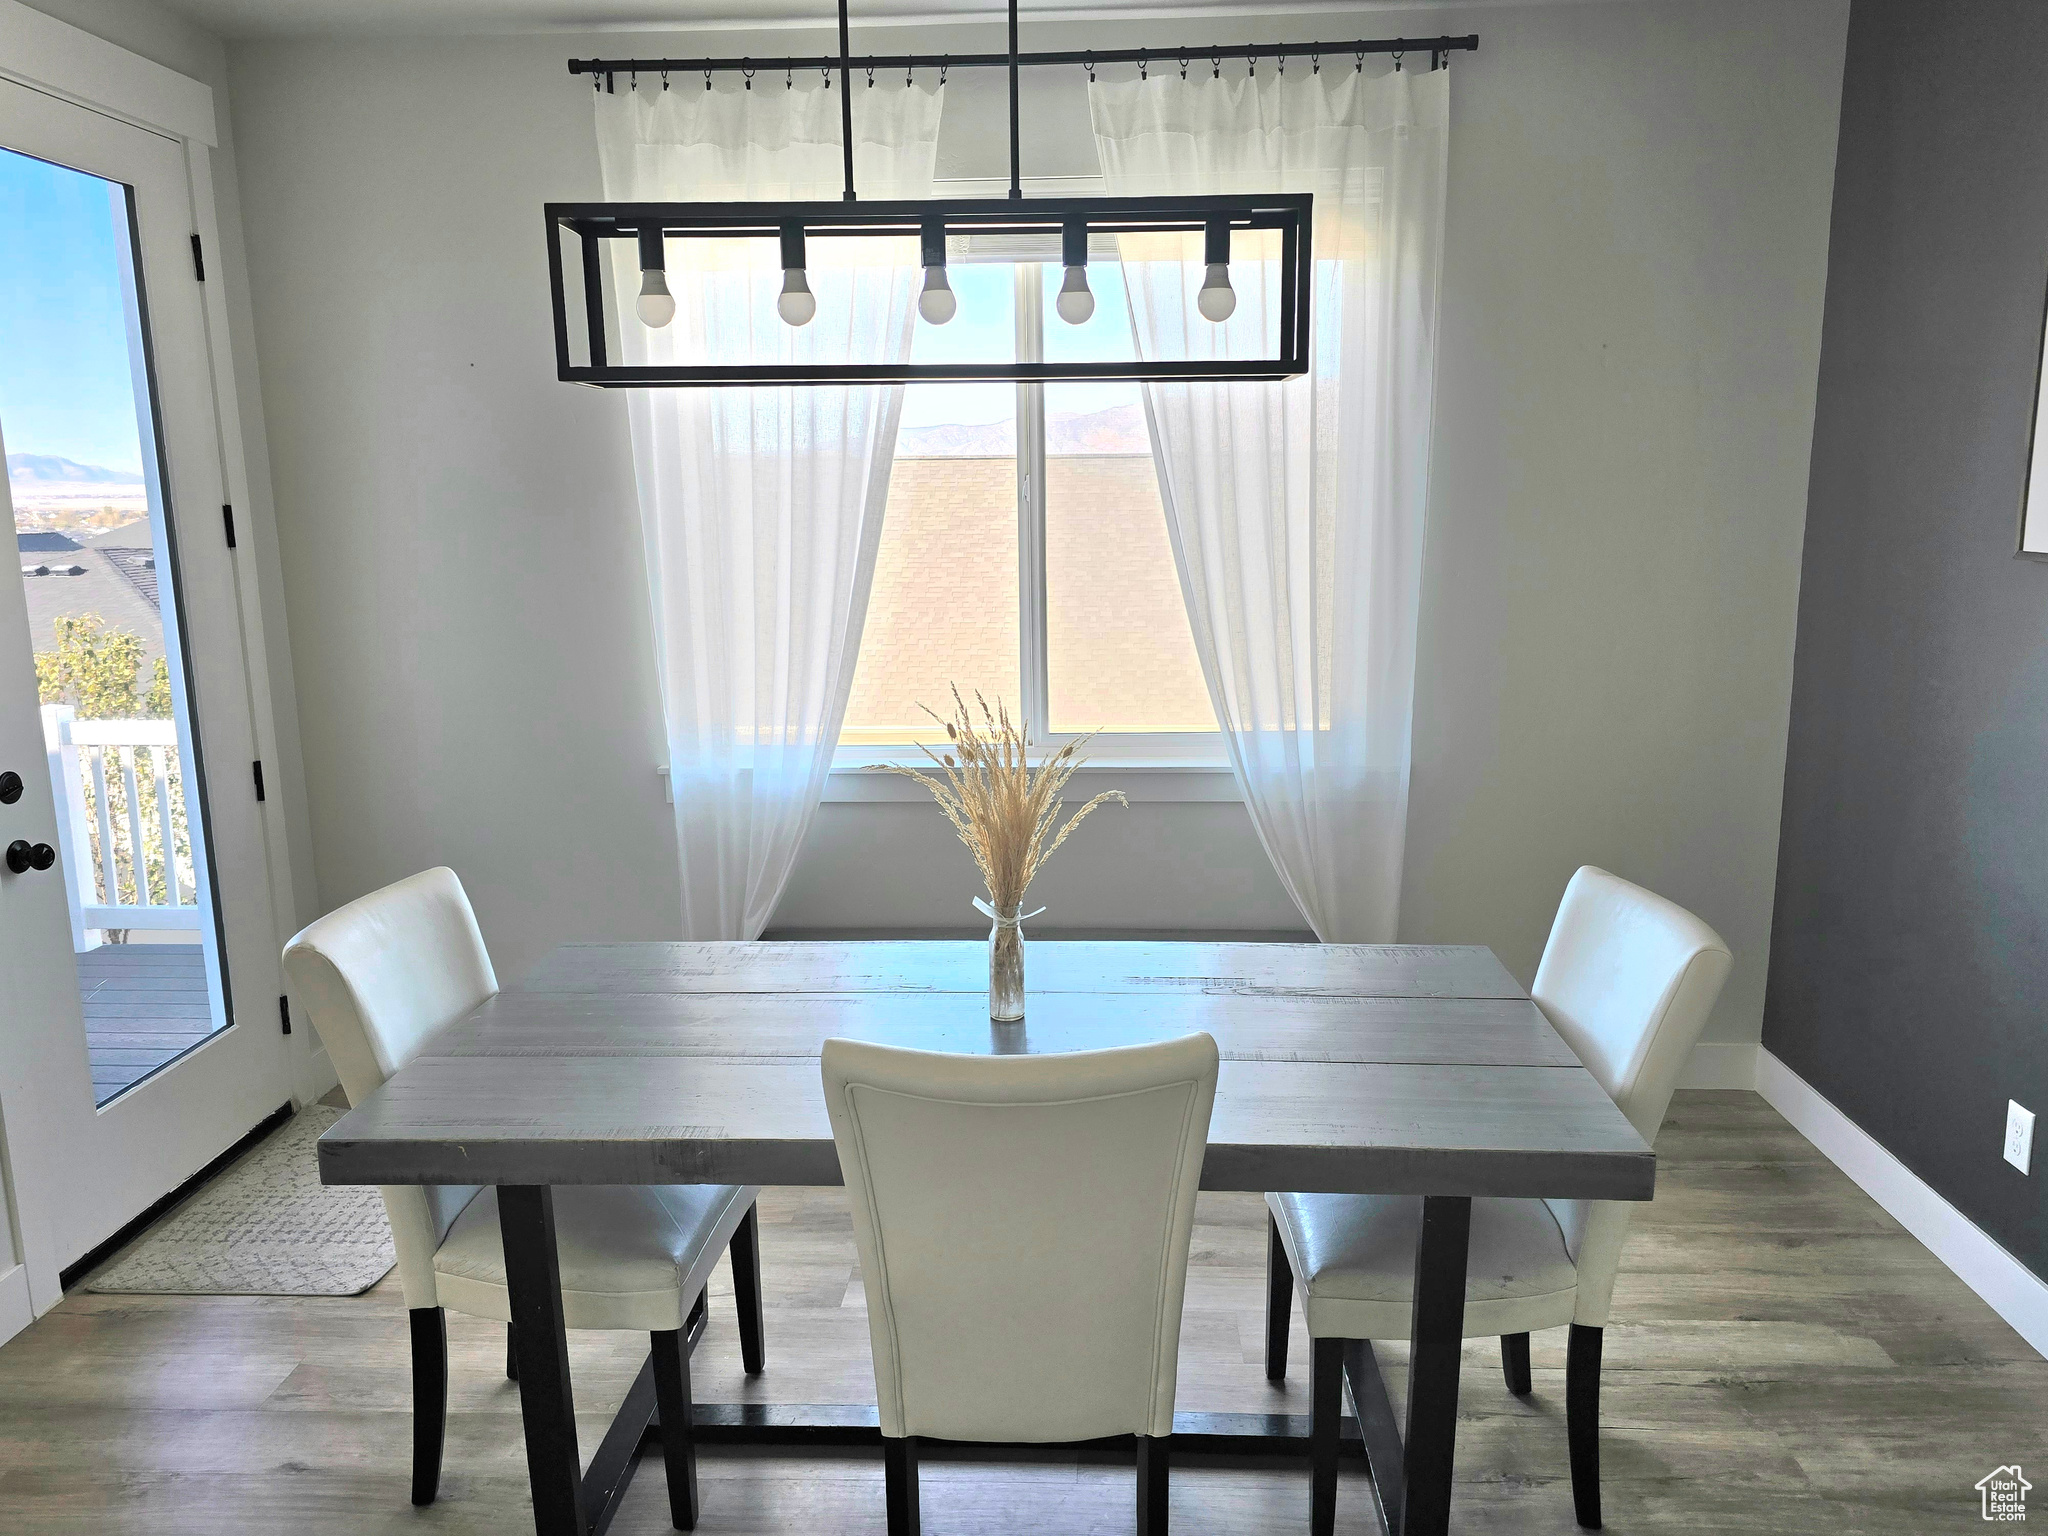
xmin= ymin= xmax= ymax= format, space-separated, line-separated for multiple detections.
xmin=41 ymin=704 xmax=201 ymax=946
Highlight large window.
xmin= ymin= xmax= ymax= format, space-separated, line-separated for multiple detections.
xmin=840 ymin=254 xmax=1216 ymax=753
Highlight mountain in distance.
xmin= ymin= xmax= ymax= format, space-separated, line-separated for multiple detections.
xmin=897 ymin=418 xmax=1016 ymax=457
xmin=7 ymin=453 xmax=144 ymax=485
xmin=1048 ymin=403 xmax=1151 ymax=455
xmin=896 ymin=403 xmax=1150 ymax=458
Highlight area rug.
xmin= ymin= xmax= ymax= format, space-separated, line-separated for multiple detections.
xmin=84 ymin=1104 xmax=396 ymax=1296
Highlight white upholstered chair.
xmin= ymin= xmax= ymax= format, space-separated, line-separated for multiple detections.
xmin=1266 ymin=867 xmax=1731 ymax=1533
xmin=822 ymin=1033 xmax=1220 ymax=1536
xmin=283 ymin=867 xmax=764 ymax=1525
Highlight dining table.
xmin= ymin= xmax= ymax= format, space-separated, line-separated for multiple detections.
xmin=317 ymin=939 xmax=1655 ymax=1536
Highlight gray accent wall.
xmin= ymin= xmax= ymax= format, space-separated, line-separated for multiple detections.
xmin=1765 ymin=0 xmax=2048 ymax=1280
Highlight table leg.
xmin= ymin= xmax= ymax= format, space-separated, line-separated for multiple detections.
xmin=499 ymin=1184 xmax=589 ymax=1536
xmin=1401 ymin=1195 xmax=1471 ymax=1536
xmin=1342 ymin=1339 xmax=1405 ymax=1535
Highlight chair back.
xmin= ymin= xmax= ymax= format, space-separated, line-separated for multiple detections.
xmin=822 ymin=1033 xmax=1219 ymax=1445
xmin=1532 ymin=866 xmax=1731 ymax=1324
xmin=1533 ymin=866 xmax=1731 ymax=1144
xmin=284 ymin=866 xmax=498 ymax=1105
xmin=283 ymin=866 xmax=498 ymax=1308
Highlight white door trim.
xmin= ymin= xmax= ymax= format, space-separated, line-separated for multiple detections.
xmin=0 ymin=0 xmax=214 ymax=147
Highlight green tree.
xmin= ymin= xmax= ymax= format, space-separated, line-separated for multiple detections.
xmin=35 ymin=614 xmax=145 ymax=719
xmin=144 ymin=655 xmax=174 ymax=719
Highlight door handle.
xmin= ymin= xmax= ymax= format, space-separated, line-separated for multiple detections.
xmin=5 ymin=840 xmax=55 ymax=874
xmin=0 ymin=770 xmax=22 ymax=804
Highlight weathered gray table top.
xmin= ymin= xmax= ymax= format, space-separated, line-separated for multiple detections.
xmin=318 ymin=941 xmax=1655 ymax=1201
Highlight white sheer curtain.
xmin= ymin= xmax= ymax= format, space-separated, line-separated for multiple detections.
xmin=597 ymin=79 xmax=942 ymax=939
xmin=1089 ymin=66 xmax=1449 ymax=943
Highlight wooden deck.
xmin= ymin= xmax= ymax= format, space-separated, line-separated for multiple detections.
xmin=77 ymin=943 xmax=215 ymax=1103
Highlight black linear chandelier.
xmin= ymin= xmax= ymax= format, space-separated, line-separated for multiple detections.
xmin=545 ymin=0 xmax=1475 ymax=388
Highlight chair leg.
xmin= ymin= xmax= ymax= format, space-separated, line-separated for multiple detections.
xmin=884 ymin=1435 xmax=921 ymax=1536
xmin=1501 ymin=1332 xmax=1532 ymax=1397
xmin=1265 ymin=1212 xmax=1293 ymax=1382
xmin=729 ymin=1203 xmax=766 ymax=1375
xmin=1309 ymin=1336 xmax=1343 ymax=1536
xmin=408 ymin=1306 xmax=448 ymax=1507
xmin=506 ymin=1322 xmax=518 ymax=1382
xmin=1567 ymin=1324 xmax=1603 ymax=1530
xmin=1137 ymin=1434 xmax=1169 ymax=1536
xmin=650 ymin=1328 xmax=699 ymax=1530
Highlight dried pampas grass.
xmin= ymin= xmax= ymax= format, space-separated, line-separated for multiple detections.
xmin=875 ymin=686 xmax=1126 ymax=915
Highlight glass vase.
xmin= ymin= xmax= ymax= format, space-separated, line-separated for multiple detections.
xmin=988 ymin=906 xmax=1025 ymax=1022
xmin=976 ymin=897 xmax=1038 ymax=1022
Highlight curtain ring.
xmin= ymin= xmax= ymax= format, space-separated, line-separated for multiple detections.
xmin=1084 ymin=50 xmax=1095 ymax=83
xmin=906 ymin=62 xmax=913 ymax=87
xmin=1354 ymin=49 xmax=1365 ymax=73
xmin=866 ymin=64 xmax=875 ymax=88
xmin=629 ymin=68 xmax=636 ymax=91
xmin=1138 ymin=52 xmax=1148 ymax=81
xmin=822 ymin=64 xmax=832 ymax=88
xmin=660 ymin=69 xmax=669 ymax=92
xmin=1212 ymin=55 xmax=1221 ymax=79
xmin=1311 ymin=49 xmax=1320 ymax=75
xmin=1277 ymin=52 xmax=1286 ymax=77
xmin=1393 ymin=50 xmax=1404 ymax=72
xmin=742 ymin=61 xmax=755 ymax=90
xmin=939 ymin=56 xmax=949 ymax=86
xmin=785 ymin=65 xmax=792 ymax=89
xmin=1179 ymin=52 xmax=1189 ymax=80
xmin=702 ymin=67 xmax=711 ymax=90
xmin=604 ymin=70 xmax=615 ymax=93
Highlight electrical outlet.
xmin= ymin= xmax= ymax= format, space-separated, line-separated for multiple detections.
xmin=2005 ymin=1101 xmax=2036 ymax=1175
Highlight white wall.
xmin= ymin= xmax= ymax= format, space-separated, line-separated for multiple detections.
xmin=226 ymin=0 xmax=1847 ymax=1044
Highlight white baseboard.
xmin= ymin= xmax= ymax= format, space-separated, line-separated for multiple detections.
xmin=1754 ymin=1047 xmax=2048 ymax=1359
xmin=0 ymin=1262 xmax=31 ymax=1349
xmin=1680 ymin=1040 xmax=1761 ymax=1088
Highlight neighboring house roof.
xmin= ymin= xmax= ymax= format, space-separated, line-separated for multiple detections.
xmin=100 ymin=546 xmax=160 ymax=609
xmin=17 ymin=530 xmax=82 ymax=553
xmin=18 ymin=544 xmax=168 ymax=679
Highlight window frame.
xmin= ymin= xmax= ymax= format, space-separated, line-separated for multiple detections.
xmin=836 ymin=176 xmax=1230 ymax=780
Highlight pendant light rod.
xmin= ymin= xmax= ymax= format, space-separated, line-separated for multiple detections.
xmin=1008 ymin=0 xmax=1022 ymax=201
xmin=571 ymin=34 xmax=1476 ymax=84
xmin=839 ymin=0 xmax=855 ymax=199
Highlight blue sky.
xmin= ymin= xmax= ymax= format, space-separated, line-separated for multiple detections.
xmin=0 ymin=147 xmax=147 ymax=476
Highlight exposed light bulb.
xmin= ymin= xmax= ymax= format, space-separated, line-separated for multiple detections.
xmin=635 ymin=226 xmax=675 ymax=328
xmin=636 ymin=268 xmax=676 ymax=328
xmin=775 ymin=222 xmax=815 ymax=327
xmin=917 ymin=216 xmax=954 ymax=325
xmin=918 ymin=266 xmax=957 ymax=324
xmin=777 ymin=267 xmax=816 ymax=327
xmin=1056 ymin=265 xmax=1095 ymax=325
xmin=1197 ymin=263 xmax=1236 ymax=323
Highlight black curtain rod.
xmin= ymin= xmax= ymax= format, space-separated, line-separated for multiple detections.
xmin=568 ymin=35 xmax=1477 ymax=79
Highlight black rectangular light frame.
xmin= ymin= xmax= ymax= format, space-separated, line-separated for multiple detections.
xmin=545 ymin=192 xmax=1313 ymax=388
